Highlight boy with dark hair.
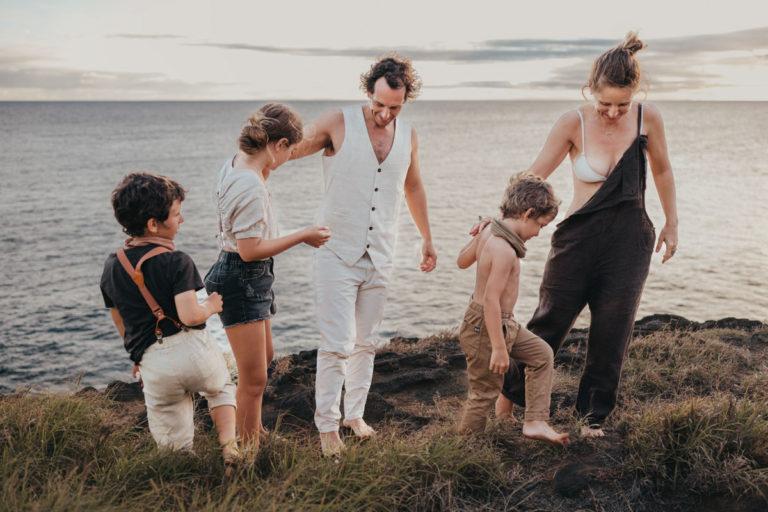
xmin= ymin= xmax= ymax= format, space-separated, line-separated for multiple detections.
xmin=456 ymin=173 xmax=569 ymax=445
xmin=100 ymin=172 xmax=239 ymax=463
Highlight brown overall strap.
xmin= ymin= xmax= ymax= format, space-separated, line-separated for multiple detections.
xmin=115 ymin=247 xmax=185 ymax=337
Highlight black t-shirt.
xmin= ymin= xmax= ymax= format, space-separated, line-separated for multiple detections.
xmin=100 ymin=245 xmax=205 ymax=363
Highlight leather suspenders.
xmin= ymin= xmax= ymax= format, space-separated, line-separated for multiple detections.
xmin=116 ymin=246 xmax=186 ymax=342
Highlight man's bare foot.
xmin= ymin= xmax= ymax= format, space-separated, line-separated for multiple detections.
xmin=522 ymin=420 xmax=570 ymax=446
xmin=342 ymin=418 xmax=376 ymax=439
xmin=580 ymin=425 xmax=605 ymax=438
xmin=495 ymin=394 xmax=515 ymax=419
xmin=319 ymin=431 xmax=346 ymax=457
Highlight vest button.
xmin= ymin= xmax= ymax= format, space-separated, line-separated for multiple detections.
xmin=371 ymin=207 xmax=376 ymax=211
xmin=377 ymin=168 xmax=382 ymax=172
xmin=374 ymin=188 xmax=379 ymax=192
xmin=366 ymin=244 xmax=370 ymax=248
xmin=369 ymin=226 xmax=373 ymax=230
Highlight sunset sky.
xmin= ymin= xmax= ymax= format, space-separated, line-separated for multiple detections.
xmin=1 ymin=0 xmax=766 ymax=101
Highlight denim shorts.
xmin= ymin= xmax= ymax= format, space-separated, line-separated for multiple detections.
xmin=204 ymin=251 xmax=276 ymax=328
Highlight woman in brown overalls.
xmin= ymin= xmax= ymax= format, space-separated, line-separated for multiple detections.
xmin=497 ymin=32 xmax=679 ymax=437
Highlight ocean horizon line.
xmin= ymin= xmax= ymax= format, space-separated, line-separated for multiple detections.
xmin=2 ymin=98 xmax=767 ymax=104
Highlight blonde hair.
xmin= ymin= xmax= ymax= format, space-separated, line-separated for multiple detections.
xmin=586 ymin=32 xmax=647 ymax=93
xmin=500 ymin=173 xmax=560 ymax=219
xmin=239 ymin=103 xmax=303 ymax=155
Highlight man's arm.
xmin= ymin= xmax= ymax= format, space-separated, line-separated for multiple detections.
xmin=403 ymin=130 xmax=437 ymax=272
xmin=290 ymin=110 xmax=342 ymax=160
xmin=482 ymin=244 xmax=517 ymax=375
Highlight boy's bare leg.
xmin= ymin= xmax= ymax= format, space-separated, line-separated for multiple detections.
xmin=319 ymin=430 xmax=346 ymax=456
xmin=580 ymin=425 xmax=605 ymax=438
xmin=522 ymin=420 xmax=570 ymax=446
xmin=495 ymin=393 xmax=515 ymax=419
xmin=210 ymin=405 xmax=239 ymax=460
xmin=226 ymin=321 xmax=269 ymax=450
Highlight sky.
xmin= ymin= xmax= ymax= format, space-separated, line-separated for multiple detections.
xmin=1 ymin=0 xmax=767 ymax=101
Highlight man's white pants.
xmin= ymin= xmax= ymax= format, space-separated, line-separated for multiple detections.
xmin=313 ymin=247 xmax=389 ymax=433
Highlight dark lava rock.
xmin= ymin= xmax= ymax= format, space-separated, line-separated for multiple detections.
xmin=362 ymin=392 xmax=394 ymax=422
xmin=264 ymin=387 xmax=315 ymax=428
xmin=372 ymin=368 xmax=451 ymax=394
xmin=634 ymin=314 xmax=696 ymax=334
xmin=700 ymin=317 xmax=765 ymax=331
xmin=75 ymin=386 xmax=98 ymax=396
xmin=553 ymin=463 xmax=597 ymax=498
xmin=390 ymin=336 xmax=420 ymax=345
xmin=105 ymin=381 xmax=143 ymax=402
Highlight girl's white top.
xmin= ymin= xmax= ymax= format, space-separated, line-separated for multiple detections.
xmin=214 ymin=156 xmax=278 ymax=253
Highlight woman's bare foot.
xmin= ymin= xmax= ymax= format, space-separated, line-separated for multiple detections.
xmin=495 ymin=394 xmax=515 ymax=419
xmin=522 ymin=420 xmax=570 ymax=446
xmin=319 ymin=431 xmax=346 ymax=457
xmin=580 ymin=425 xmax=605 ymax=438
xmin=342 ymin=418 xmax=376 ymax=439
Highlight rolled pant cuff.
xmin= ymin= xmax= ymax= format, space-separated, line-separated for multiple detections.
xmin=523 ymin=412 xmax=550 ymax=422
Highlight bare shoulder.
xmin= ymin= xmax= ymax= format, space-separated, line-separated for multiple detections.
xmin=315 ymin=108 xmax=344 ymax=132
xmin=642 ymin=103 xmax=664 ymax=125
xmin=485 ymin=236 xmax=519 ymax=267
xmin=556 ymin=109 xmax=581 ymax=130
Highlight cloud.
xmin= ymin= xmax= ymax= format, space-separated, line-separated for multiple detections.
xmin=0 ymin=49 xmax=229 ymax=98
xmin=188 ymin=41 xmax=607 ymax=63
xmin=108 ymin=33 xmax=185 ymax=40
xmin=189 ymin=26 xmax=768 ymax=64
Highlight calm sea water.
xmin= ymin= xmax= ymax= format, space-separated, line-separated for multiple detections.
xmin=1 ymin=101 xmax=766 ymax=393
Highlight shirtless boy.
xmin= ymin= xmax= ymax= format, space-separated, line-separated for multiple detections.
xmin=456 ymin=173 xmax=569 ymax=445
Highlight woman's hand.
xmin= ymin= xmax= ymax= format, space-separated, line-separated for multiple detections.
xmin=302 ymin=226 xmax=331 ymax=248
xmin=656 ymin=222 xmax=678 ymax=263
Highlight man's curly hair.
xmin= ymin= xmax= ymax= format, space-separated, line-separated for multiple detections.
xmin=111 ymin=172 xmax=185 ymax=237
xmin=360 ymin=54 xmax=422 ymax=101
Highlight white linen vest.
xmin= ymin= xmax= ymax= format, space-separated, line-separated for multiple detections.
xmin=317 ymin=105 xmax=412 ymax=274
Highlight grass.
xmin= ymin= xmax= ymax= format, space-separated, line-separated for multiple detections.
xmin=0 ymin=393 xmax=515 ymax=511
xmin=2 ymin=325 xmax=767 ymax=511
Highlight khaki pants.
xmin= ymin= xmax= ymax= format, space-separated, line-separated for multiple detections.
xmin=458 ymin=301 xmax=554 ymax=433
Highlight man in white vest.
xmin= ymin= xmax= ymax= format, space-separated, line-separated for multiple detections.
xmin=292 ymin=55 xmax=436 ymax=455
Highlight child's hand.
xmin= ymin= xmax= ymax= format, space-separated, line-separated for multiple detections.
xmin=204 ymin=292 xmax=223 ymax=315
xmin=303 ymin=226 xmax=331 ymax=248
xmin=469 ymin=216 xmax=491 ymax=236
xmin=489 ymin=349 xmax=510 ymax=375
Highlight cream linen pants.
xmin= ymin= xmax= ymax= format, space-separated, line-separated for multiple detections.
xmin=140 ymin=328 xmax=236 ymax=450
xmin=313 ymin=247 xmax=389 ymax=433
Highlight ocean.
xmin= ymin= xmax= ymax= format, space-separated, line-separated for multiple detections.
xmin=1 ymin=100 xmax=766 ymax=393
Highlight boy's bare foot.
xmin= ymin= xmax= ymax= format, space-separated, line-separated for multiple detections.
xmin=319 ymin=431 xmax=346 ymax=457
xmin=342 ymin=418 xmax=376 ymax=439
xmin=495 ymin=394 xmax=515 ymax=419
xmin=522 ymin=420 xmax=570 ymax=446
xmin=580 ymin=425 xmax=605 ymax=438
xmin=222 ymin=439 xmax=242 ymax=478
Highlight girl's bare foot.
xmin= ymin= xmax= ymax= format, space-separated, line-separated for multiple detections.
xmin=580 ymin=425 xmax=605 ymax=438
xmin=495 ymin=394 xmax=515 ymax=419
xmin=522 ymin=420 xmax=570 ymax=446
xmin=319 ymin=431 xmax=346 ymax=457
xmin=342 ymin=418 xmax=376 ymax=439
